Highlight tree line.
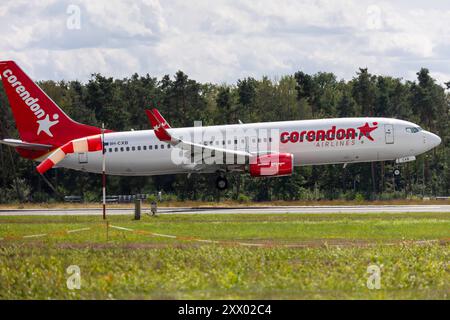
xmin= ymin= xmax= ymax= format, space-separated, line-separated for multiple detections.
xmin=0 ymin=67 xmax=448 ymax=203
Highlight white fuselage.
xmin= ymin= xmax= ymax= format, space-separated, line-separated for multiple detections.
xmin=55 ymin=117 xmax=441 ymax=176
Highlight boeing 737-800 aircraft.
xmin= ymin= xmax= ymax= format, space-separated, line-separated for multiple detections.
xmin=0 ymin=61 xmax=442 ymax=190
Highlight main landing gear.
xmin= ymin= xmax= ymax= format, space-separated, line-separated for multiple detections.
xmin=215 ymin=175 xmax=228 ymax=191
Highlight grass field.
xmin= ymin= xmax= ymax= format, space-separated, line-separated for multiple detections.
xmin=0 ymin=212 xmax=449 ymax=299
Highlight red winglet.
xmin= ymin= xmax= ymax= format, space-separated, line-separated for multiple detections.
xmin=145 ymin=110 xmax=172 ymax=142
xmin=145 ymin=110 xmax=159 ymax=129
xmin=152 ymin=109 xmax=171 ymax=129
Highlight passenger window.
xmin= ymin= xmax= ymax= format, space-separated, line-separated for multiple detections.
xmin=143 ymin=146 xmax=147 ymax=150
xmin=234 ymin=140 xmax=238 ymax=144
xmin=161 ymin=144 xmax=164 ymax=149
xmin=167 ymin=144 xmax=171 ymax=149
xmin=114 ymin=148 xmax=118 ymax=152
xmin=137 ymin=146 xmax=141 ymax=151
xmin=126 ymin=147 xmax=130 ymax=151
xmin=155 ymin=145 xmax=158 ymax=150
xmin=120 ymin=147 xmax=124 ymax=152
xmin=149 ymin=145 xmax=152 ymax=150
xmin=109 ymin=148 xmax=112 ymax=153
xmin=132 ymin=146 xmax=135 ymax=151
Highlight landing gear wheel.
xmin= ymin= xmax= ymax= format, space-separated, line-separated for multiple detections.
xmin=216 ymin=176 xmax=228 ymax=190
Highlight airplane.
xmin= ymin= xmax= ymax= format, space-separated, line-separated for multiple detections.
xmin=0 ymin=60 xmax=442 ymax=190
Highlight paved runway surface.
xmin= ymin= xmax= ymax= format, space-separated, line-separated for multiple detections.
xmin=0 ymin=205 xmax=449 ymax=216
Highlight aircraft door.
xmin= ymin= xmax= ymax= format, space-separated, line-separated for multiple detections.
xmin=78 ymin=152 xmax=88 ymax=164
xmin=246 ymin=136 xmax=258 ymax=154
xmin=385 ymin=124 xmax=394 ymax=144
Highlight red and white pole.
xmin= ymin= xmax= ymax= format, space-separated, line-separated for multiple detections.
xmin=102 ymin=123 xmax=106 ymax=220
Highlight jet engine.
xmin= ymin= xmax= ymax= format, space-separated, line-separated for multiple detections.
xmin=249 ymin=153 xmax=294 ymax=177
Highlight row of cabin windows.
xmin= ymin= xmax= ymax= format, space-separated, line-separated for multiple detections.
xmin=106 ymin=144 xmax=171 ymax=153
xmin=105 ymin=137 xmax=274 ymax=153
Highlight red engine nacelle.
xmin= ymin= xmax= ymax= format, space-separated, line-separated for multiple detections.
xmin=249 ymin=153 xmax=294 ymax=177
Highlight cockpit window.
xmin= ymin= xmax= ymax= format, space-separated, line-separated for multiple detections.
xmin=406 ymin=127 xmax=421 ymax=133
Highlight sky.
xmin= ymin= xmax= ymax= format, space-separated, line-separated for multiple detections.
xmin=1 ymin=0 xmax=450 ymax=85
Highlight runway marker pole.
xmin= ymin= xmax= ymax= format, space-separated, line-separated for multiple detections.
xmin=102 ymin=123 xmax=106 ymax=220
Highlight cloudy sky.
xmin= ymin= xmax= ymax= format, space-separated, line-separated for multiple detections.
xmin=1 ymin=0 xmax=450 ymax=85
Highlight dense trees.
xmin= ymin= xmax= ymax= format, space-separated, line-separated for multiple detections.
xmin=0 ymin=68 xmax=448 ymax=203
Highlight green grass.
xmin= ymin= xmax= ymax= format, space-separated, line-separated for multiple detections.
xmin=0 ymin=213 xmax=449 ymax=299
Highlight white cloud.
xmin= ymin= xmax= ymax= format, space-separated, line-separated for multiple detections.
xmin=0 ymin=0 xmax=449 ymax=85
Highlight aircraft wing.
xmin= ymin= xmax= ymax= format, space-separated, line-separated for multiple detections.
xmin=0 ymin=139 xmax=53 ymax=150
xmin=145 ymin=109 xmax=251 ymax=167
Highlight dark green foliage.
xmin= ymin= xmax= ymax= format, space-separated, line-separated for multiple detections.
xmin=0 ymin=68 xmax=448 ymax=202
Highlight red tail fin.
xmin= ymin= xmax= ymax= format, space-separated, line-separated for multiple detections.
xmin=0 ymin=61 xmax=104 ymax=147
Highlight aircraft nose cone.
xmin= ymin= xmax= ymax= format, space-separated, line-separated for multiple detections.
xmin=428 ymin=132 xmax=441 ymax=148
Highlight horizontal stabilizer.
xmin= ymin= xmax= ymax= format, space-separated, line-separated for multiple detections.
xmin=0 ymin=139 xmax=53 ymax=150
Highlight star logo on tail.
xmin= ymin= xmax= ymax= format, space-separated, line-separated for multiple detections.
xmin=357 ymin=122 xmax=378 ymax=141
xmin=37 ymin=114 xmax=59 ymax=137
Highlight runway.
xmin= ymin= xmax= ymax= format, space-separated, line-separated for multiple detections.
xmin=0 ymin=205 xmax=449 ymax=216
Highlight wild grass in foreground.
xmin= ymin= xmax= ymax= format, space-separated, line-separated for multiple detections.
xmin=0 ymin=213 xmax=448 ymax=299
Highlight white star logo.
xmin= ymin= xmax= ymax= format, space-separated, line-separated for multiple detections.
xmin=37 ymin=114 xmax=59 ymax=137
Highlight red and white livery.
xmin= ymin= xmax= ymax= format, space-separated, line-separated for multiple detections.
xmin=0 ymin=61 xmax=442 ymax=190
